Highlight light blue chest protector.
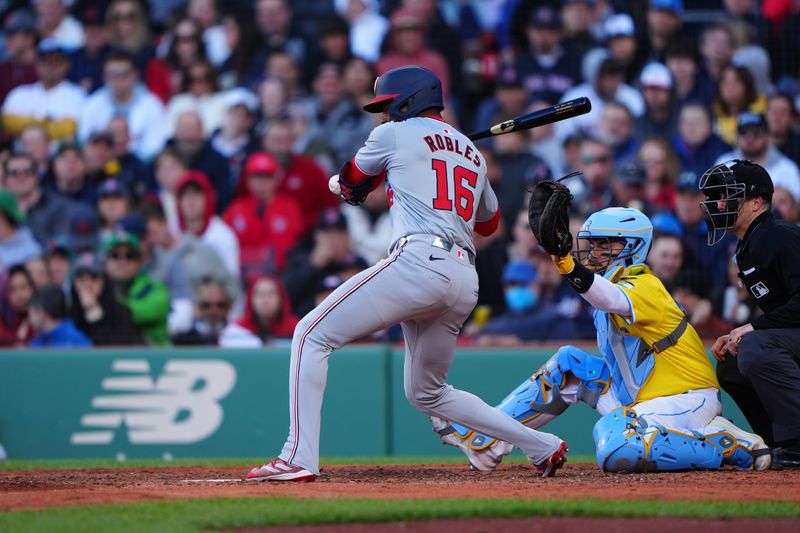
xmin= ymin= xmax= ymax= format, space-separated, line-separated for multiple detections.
xmin=593 ymin=308 xmax=654 ymax=407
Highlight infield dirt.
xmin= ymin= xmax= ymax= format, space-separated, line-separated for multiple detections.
xmin=2 ymin=463 xmax=799 ymax=511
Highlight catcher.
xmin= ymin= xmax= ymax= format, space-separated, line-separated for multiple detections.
xmin=432 ymin=177 xmax=772 ymax=472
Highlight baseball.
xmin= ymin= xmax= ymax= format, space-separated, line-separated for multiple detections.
xmin=329 ymin=175 xmax=341 ymax=195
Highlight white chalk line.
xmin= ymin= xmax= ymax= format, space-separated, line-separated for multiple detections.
xmin=180 ymin=478 xmax=244 ymax=484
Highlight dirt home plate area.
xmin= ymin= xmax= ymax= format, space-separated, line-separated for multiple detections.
xmin=2 ymin=464 xmax=800 ymax=531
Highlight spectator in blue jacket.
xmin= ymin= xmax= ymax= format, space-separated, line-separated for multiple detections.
xmin=477 ymin=256 xmax=595 ymax=343
xmin=29 ymin=284 xmax=92 ymax=348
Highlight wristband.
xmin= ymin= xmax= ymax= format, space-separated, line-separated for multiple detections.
xmin=560 ymin=258 xmax=594 ymax=293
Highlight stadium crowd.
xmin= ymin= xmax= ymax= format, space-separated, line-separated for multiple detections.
xmin=0 ymin=0 xmax=798 ymax=348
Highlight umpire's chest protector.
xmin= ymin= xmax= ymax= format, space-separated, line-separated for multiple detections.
xmin=735 ymin=214 xmax=795 ymax=313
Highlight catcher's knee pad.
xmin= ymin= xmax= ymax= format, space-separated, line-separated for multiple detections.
xmin=439 ymin=347 xmax=610 ymax=454
xmin=593 ymin=407 xmax=724 ymax=472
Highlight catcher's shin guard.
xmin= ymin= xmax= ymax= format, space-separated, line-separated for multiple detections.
xmin=434 ymin=346 xmax=610 ymax=469
xmin=593 ymin=407 xmax=725 ymax=472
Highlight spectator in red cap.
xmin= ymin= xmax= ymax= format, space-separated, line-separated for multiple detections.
xmin=175 ymin=170 xmax=240 ymax=279
xmin=261 ymin=118 xmax=340 ymax=237
xmin=223 ymin=152 xmax=302 ymax=282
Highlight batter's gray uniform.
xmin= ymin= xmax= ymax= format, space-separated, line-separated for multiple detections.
xmin=278 ymin=117 xmax=563 ymax=474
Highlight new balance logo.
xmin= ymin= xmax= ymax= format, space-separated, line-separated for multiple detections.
xmin=70 ymin=359 xmax=236 ymax=445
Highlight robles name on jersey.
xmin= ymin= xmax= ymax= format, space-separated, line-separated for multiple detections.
xmin=423 ymin=132 xmax=481 ymax=168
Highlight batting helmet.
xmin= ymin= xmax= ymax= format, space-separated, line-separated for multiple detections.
xmin=699 ymin=159 xmax=773 ymax=245
xmin=574 ymin=207 xmax=653 ymax=278
xmin=362 ymin=65 xmax=444 ymax=121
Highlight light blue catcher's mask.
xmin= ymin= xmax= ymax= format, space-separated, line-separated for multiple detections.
xmin=505 ymin=286 xmax=537 ymax=312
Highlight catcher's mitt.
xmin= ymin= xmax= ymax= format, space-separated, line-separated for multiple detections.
xmin=528 ymin=178 xmax=574 ymax=256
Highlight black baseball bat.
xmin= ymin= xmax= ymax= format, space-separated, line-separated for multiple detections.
xmin=467 ymin=97 xmax=592 ymax=141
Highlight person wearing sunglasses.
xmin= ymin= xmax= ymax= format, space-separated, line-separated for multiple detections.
xmin=172 ymin=277 xmax=233 ymax=346
xmin=568 ymin=136 xmax=616 ymax=219
xmin=2 ymin=152 xmax=75 ymax=247
xmin=103 ymin=230 xmax=169 ymax=345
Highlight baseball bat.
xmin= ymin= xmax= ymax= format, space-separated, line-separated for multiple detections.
xmin=467 ymin=97 xmax=592 ymax=141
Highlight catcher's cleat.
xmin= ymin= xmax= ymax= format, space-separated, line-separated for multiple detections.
xmin=708 ymin=416 xmax=771 ymax=471
xmin=246 ymin=458 xmax=317 ymax=482
xmin=533 ymin=440 xmax=568 ymax=477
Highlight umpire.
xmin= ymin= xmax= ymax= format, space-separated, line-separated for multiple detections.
xmin=700 ymin=159 xmax=800 ymax=469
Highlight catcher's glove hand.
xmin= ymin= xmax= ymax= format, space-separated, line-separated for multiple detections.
xmin=528 ymin=177 xmax=574 ymax=256
xmin=337 ymin=162 xmax=372 ymax=206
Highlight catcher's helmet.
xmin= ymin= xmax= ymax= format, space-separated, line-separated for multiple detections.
xmin=574 ymin=207 xmax=653 ymax=278
xmin=363 ymin=65 xmax=444 ymax=121
xmin=699 ymin=159 xmax=773 ymax=246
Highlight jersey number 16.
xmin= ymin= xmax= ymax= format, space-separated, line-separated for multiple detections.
xmin=431 ymin=159 xmax=478 ymax=222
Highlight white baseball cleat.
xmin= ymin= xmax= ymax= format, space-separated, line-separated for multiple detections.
xmin=532 ymin=441 xmax=569 ymax=477
xmin=465 ymin=440 xmax=515 ymax=471
xmin=431 ymin=416 xmax=513 ymax=471
xmin=709 ymin=416 xmax=771 ymax=471
xmin=246 ymin=458 xmax=317 ymax=482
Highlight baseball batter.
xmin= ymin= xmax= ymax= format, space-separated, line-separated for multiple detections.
xmin=246 ymin=65 xmax=567 ymax=482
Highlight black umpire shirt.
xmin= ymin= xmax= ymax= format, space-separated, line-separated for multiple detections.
xmin=734 ymin=211 xmax=800 ymax=329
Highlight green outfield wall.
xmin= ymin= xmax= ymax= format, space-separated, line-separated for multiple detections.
xmin=0 ymin=346 xmax=748 ymax=460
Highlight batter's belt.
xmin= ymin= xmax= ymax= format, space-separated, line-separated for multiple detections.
xmin=391 ymin=235 xmax=476 ymax=265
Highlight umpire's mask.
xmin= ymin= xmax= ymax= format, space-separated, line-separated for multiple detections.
xmin=699 ymin=160 xmax=773 ymax=246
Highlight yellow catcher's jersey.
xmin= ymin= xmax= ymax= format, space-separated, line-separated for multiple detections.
xmin=609 ymin=265 xmax=719 ymax=403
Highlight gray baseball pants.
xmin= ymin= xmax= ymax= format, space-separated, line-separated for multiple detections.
xmin=278 ymin=235 xmax=562 ymax=474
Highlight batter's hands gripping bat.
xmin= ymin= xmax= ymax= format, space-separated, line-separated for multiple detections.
xmin=467 ymin=97 xmax=592 ymax=141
